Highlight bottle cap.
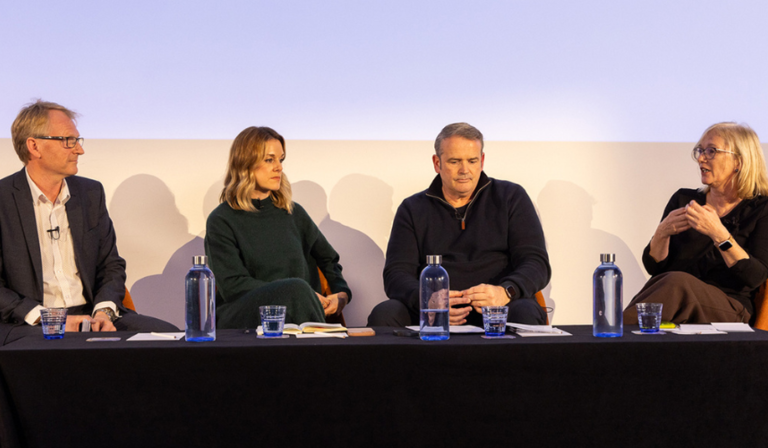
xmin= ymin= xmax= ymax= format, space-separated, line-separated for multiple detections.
xmin=600 ymin=254 xmax=615 ymax=263
xmin=193 ymin=255 xmax=208 ymax=266
xmin=426 ymin=255 xmax=442 ymax=265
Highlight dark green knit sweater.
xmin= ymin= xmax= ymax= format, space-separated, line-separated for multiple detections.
xmin=205 ymin=197 xmax=351 ymax=306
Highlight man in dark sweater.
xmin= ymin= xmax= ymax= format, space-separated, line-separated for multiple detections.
xmin=367 ymin=123 xmax=551 ymax=327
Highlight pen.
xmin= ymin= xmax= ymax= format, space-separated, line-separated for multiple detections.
xmin=151 ymin=332 xmax=177 ymax=339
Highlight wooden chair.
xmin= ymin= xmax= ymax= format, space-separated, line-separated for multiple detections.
xmin=123 ymin=288 xmax=137 ymax=312
xmin=534 ymin=291 xmax=550 ymax=325
xmin=318 ymin=268 xmax=346 ymax=326
xmin=753 ymin=281 xmax=768 ymax=331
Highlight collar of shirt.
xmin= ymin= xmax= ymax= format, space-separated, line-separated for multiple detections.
xmin=25 ymin=170 xmax=70 ymax=206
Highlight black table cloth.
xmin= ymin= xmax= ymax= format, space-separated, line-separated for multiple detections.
xmin=1 ymin=326 xmax=767 ymax=448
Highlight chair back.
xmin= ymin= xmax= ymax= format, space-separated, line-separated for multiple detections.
xmin=123 ymin=288 xmax=137 ymax=312
xmin=534 ymin=291 xmax=549 ymax=325
xmin=318 ymin=268 xmax=346 ymax=326
xmin=753 ymin=281 xmax=768 ymax=331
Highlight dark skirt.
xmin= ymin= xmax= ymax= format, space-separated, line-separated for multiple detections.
xmin=624 ymin=271 xmax=751 ymax=324
xmin=217 ymin=278 xmax=326 ymax=329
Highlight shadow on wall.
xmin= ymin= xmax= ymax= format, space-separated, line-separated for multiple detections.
xmin=293 ymin=176 xmax=393 ymax=327
xmin=329 ymin=174 xmax=395 ymax=253
xmin=110 ymin=174 xmax=192 ymax=287
xmin=537 ymin=180 xmax=647 ymax=324
xmin=114 ymin=177 xmax=223 ymax=329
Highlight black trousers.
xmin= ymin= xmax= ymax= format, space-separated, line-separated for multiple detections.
xmin=367 ymin=297 xmax=546 ymax=327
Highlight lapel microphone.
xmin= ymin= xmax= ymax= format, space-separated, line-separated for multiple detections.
xmin=47 ymin=226 xmax=61 ymax=241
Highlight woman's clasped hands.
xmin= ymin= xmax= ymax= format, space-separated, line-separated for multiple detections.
xmin=316 ymin=292 xmax=348 ymax=316
xmin=659 ymin=200 xmax=729 ymax=243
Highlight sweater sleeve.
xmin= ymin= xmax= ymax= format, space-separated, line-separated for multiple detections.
xmin=641 ymin=192 xmax=684 ymax=276
xmin=642 ymin=189 xmax=768 ymax=292
xmin=204 ymin=208 xmax=268 ymax=303
xmin=382 ymin=200 xmax=421 ymax=313
xmin=292 ymin=204 xmax=352 ymax=300
xmin=726 ymin=204 xmax=768 ymax=290
xmin=498 ymin=185 xmax=551 ymax=299
xmin=310 ymin=230 xmax=352 ymax=300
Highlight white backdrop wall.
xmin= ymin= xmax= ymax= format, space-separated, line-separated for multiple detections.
xmin=2 ymin=0 xmax=768 ymax=327
xmin=5 ymin=137 xmax=759 ymax=328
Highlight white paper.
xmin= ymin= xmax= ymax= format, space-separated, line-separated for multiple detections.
xmin=670 ymin=324 xmax=727 ymax=335
xmin=405 ymin=325 xmax=484 ymax=334
xmin=507 ymin=323 xmax=565 ymax=334
xmin=126 ymin=332 xmax=185 ymax=341
xmin=515 ymin=328 xmax=572 ymax=337
xmin=711 ymin=322 xmax=754 ymax=332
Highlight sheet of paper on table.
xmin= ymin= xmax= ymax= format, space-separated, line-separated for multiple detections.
xmin=126 ymin=332 xmax=185 ymax=341
xmin=507 ymin=323 xmax=572 ymax=337
xmin=507 ymin=322 xmax=573 ymax=338
xmin=670 ymin=324 xmax=727 ymax=335
xmin=711 ymin=322 xmax=754 ymax=332
xmin=405 ymin=325 xmax=485 ymax=334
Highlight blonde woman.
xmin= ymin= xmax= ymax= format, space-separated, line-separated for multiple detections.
xmin=625 ymin=122 xmax=768 ymax=324
xmin=205 ymin=126 xmax=350 ymax=328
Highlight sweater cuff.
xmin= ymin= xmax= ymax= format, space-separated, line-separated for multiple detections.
xmin=334 ymin=287 xmax=353 ymax=303
xmin=500 ymin=281 xmax=520 ymax=300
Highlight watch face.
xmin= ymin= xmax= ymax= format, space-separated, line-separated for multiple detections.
xmin=719 ymin=240 xmax=733 ymax=251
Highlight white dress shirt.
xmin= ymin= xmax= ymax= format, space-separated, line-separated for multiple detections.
xmin=23 ymin=172 xmax=118 ymax=325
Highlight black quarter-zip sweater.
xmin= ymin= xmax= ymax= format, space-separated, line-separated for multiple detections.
xmin=383 ymin=171 xmax=551 ymax=315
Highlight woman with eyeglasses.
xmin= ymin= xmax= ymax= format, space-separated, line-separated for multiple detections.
xmin=624 ymin=122 xmax=768 ymax=324
xmin=205 ymin=126 xmax=351 ymax=328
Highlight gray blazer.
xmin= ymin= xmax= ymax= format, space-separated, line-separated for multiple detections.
xmin=0 ymin=168 xmax=127 ymax=324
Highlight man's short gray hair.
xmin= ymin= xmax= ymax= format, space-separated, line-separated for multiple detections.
xmin=434 ymin=122 xmax=484 ymax=156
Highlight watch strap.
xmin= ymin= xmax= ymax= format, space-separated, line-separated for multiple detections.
xmin=717 ymin=235 xmax=733 ymax=251
xmin=94 ymin=307 xmax=118 ymax=322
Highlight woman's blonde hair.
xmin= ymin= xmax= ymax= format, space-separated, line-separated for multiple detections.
xmin=220 ymin=126 xmax=293 ymax=213
xmin=697 ymin=122 xmax=768 ymax=199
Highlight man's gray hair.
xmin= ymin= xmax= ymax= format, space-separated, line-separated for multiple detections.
xmin=434 ymin=122 xmax=484 ymax=156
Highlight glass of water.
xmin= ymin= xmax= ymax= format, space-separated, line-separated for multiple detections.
xmin=259 ymin=306 xmax=287 ymax=337
xmin=482 ymin=306 xmax=509 ymax=337
xmin=636 ymin=303 xmax=663 ymax=333
xmin=40 ymin=308 xmax=68 ymax=340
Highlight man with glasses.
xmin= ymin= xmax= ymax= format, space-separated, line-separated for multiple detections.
xmin=367 ymin=122 xmax=551 ymax=328
xmin=0 ymin=100 xmax=177 ymax=342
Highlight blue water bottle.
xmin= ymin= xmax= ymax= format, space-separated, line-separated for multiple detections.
xmin=419 ymin=255 xmax=450 ymax=341
xmin=593 ymin=253 xmax=623 ymax=337
xmin=185 ymin=255 xmax=216 ymax=342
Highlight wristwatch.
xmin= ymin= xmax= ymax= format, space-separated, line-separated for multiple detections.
xmin=717 ymin=235 xmax=734 ymax=252
xmin=504 ymin=286 xmax=515 ymax=301
xmin=94 ymin=307 xmax=118 ymax=322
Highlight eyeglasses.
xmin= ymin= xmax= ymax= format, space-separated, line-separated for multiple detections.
xmin=691 ymin=146 xmax=736 ymax=161
xmin=35 ymin=136 xmax=84 ymax=149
